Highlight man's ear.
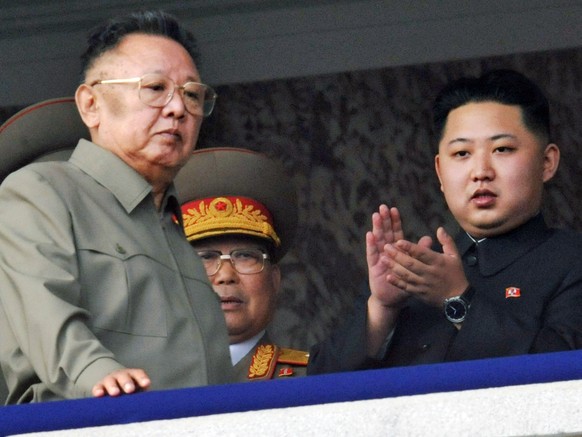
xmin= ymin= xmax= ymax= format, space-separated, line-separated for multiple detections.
xmin=542 ymin=143 xmax=560 ymax=183
xmin=75 ymin=84 xmax=100 ymax=129
xmin=271 ymin=264 xmax=282 ymax=295
xmin=435 ymin=154 xmax=444 ymax=193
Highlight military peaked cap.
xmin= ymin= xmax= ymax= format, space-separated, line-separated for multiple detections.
xmin=175 ymin=147 xmax=298 ymax=262
xmin=0 ymin=97 xmax=88 ymax=182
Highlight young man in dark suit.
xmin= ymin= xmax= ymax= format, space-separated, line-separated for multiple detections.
xmin=308 ymin=69 xmax=582 ymax=373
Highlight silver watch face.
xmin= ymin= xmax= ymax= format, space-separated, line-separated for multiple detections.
xmin=444 ymin=297 xmax=467 ymax=323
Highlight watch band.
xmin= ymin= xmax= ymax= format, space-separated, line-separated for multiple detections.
xmin=461 ymin=285 xmax=475 ymax=304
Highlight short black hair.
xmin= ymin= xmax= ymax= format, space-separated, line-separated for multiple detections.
xmin=433 ymin=69 xmax=550 ymax=144
xmin=80 ymin=10 xmax=199 ymax=79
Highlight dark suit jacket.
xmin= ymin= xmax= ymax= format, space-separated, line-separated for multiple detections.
xmin=308 ymin=214 xmax=582 ymax=374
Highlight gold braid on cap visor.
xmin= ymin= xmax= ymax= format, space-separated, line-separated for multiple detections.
xmin=181 ymin=196 xmax=281 ymax=247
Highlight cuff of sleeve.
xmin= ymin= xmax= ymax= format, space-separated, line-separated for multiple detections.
xmin=74 ymin=357 xmax=125 ymax=398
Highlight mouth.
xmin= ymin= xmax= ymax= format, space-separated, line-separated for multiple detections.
xmin=220 ymin=295 xmax=244 ymax=310
xmin=158 ymin=128 xmax=181 ymax=141
xmin=471 ymin=189 xmax=497 ymax=207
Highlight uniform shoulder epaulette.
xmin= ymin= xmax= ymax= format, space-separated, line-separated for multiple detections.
xmin=277 ymin=347 xmax=309 ymax=366
xmin=247 ymin=344 xmax=309 ymax=380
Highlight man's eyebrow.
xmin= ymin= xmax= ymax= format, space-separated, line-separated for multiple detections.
xmin=445 ymin=133 xmax=517 ymax=147
xmin=490 ymin=133 xmax=517 ymax=141
xmin=446 ymin=137 xmax=471 ymax=147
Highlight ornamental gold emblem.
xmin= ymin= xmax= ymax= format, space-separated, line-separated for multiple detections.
xmin=248 ymin=344 xmax=276 ymax=379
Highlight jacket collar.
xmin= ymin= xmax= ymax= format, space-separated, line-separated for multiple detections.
xmin=69 ymin=139 xmax=167 ymax=214
xmin=456 ymin=213 xmax=551 ymax=276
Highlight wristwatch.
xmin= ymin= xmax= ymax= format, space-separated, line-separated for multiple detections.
xmin=443 ymin=286 xmax=474 ymax=324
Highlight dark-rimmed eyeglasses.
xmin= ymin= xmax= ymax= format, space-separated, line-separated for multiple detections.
xmin=196 ymin=249 xmax=269 ymax=275
xmin=91 ymin=73 xmax=217 ymax=117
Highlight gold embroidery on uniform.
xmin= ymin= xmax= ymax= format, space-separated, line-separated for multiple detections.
xmin=182 ymin=197 xmax=280 ymax=246
xmin=248 ymin=344 xmax=275 ymax=378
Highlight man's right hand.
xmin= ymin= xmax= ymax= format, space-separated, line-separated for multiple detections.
xmin=367 ymin=204 xmax=410 ymax=309
xmin=92 ymin=368 xmax=151 ymax=397
xmin=365 ymin=205 xmax=409 ymax=356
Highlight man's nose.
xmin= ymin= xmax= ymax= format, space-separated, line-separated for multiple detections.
xmin=212 ymin=260 xmax=238 ymax=284
xmin=162 ymin=87 xmax=187 ymax=118
xmin=471 ymin=153 xmax=495 ymax=181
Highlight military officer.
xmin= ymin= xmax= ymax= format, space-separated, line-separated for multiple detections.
xmin=175 ymin=147 xmax=309 ymax=381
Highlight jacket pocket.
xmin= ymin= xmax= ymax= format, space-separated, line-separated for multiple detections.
xmin=78 ymin=245 xmax=168 ymax=338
